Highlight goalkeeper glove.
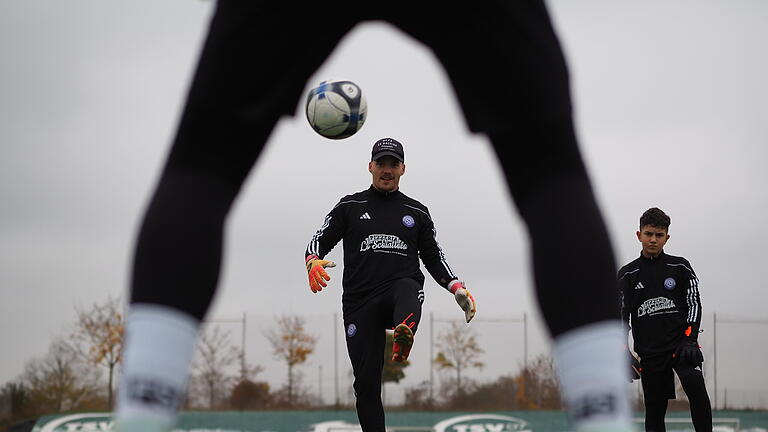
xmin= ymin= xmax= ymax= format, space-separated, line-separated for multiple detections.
xmin=305 ymin=254 xmax=335 ymax=293
xmin=448 ymin=280 xmax=476 ymax=323
xmin=673 ymin=325 xmax=703 ymax=365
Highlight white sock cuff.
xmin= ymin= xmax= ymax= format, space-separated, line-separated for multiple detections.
xmin=117 ymin=303 xmax=200 ymax=422
xmin=553 ymin=320 xmax=633 ymax=430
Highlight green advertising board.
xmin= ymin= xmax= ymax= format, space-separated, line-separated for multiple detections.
xmin=31 ymin=410 xmax=767 ymax=432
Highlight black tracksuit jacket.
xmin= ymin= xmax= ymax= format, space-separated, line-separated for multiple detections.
xmin=618 ymin=251 xmax=703 ymax=358
xmin=306 ymin=186 xmax=457 ymax=314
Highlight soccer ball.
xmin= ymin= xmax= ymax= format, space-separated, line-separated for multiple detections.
xmin=305 ymin=79 xmax=367 ymax=139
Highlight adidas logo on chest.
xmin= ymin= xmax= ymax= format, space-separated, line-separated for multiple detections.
xmin=359 ymin=212 xmax=371 ymax=220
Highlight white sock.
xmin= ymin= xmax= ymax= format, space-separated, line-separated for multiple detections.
xmin=553 ymin=321 xmax=636 ymax=432
xmin=115 ymin=304 xmax=200 ymax=430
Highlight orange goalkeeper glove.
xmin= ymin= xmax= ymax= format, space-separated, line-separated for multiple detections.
xmin=305 ymin=254 xmax=336 ymax=293
xmin=448 ymin=280 xmax=476 ymax=323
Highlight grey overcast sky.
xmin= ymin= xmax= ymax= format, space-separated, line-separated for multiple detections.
xmin=1 ymin=1 xmax=767 ymax=407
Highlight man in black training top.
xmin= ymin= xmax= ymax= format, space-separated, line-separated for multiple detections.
xmin=305 ymin=138 xmax=476 ymax=431
xmin=618 ymin=208 xmax=712 ymax=431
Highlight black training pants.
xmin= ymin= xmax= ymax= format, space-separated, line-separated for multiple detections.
xmin=641 ymin=355 xmax=713 ymax=432
xmin=344 ymin=278 xmax=422 ymax=432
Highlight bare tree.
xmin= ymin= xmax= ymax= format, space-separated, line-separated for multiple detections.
xmin=433 ymin=320 xmax=484 ymax=398
xmin=22 ymin=339 xmax=101 ymax=414
xmin=71 ymin=297 xmax=124 ymax=407
xmin=192 ymin=325 xmax=239 ymax=409
xmin=265 ymin=315 xmax=316 ymax=407
xmin=515 ymin=354 xmax=560 ymax=409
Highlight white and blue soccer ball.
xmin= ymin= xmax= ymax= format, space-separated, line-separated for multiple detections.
xmin=305 ymin=79 xmax=367 ymax=139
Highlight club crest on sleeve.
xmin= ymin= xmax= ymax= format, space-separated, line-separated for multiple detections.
xmin=402 ymin=215 xmax=415 ymax=228
xmin=664 ymin=277 xmax=676 ymax=290
xmin=346 ymin=323 xmax=357 ymax=337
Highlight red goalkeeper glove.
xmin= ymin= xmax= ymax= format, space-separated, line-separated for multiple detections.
xmin=448 ymin=280 xmax=476 ymax=323
xmin=305 ymin=254 xmax=336 ymax=293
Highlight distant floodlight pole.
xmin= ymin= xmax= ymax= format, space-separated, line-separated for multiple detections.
xmin=713 ymin=311 xmax=718 ymax=410
xmin=241 ymin=313 xmax=247 ymax=378
xmin=523 ymin=312 xmax=528 ymax=370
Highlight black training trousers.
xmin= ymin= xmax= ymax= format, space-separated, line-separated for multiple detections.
xmin=343 ymin=278 xmax=422 ymax=432
xmin=641 ymin=354 xmax=713 ymax=432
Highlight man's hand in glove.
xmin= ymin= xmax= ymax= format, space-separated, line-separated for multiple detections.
xmin=448 ymin=280 xmax=476 ymax=323
xmin=673 ymin=326 xmax=703 ymax=365
xmin=306 ymin=254 xmax=336 ymax=293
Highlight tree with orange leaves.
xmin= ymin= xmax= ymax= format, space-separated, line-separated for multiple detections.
xmin=265 ymin=315 xmax=316 ymax=407
xmin=71 ymin=297 xmax=124 ymax=408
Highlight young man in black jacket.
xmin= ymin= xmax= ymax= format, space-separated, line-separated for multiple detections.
xmin=115 ymin=3 xmax=635 ymax=432
xmin=618 ymin=208 xmax=712 ymax=431
xmin=305 ymin=138 xmax=476 ymax=431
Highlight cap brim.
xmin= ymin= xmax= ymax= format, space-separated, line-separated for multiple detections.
xmin=371 ymin=151 xmax=404 ymax=162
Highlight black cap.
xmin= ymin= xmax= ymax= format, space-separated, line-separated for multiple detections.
xmin=371 ymin=137 xmax=405 ymax=162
